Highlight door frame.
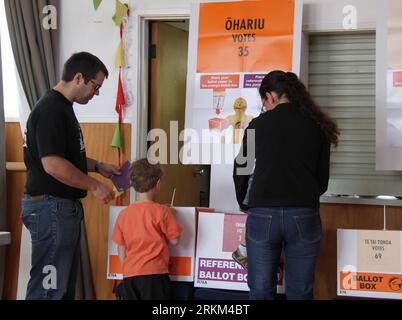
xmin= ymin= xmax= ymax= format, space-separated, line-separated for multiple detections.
xmin=129 ymin=9 xmax=190 ymax=201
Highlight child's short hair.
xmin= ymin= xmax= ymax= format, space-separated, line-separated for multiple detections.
xmin=129 ymin=158 xmax=163 ymax=193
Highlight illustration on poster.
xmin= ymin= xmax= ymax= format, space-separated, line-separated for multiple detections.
xmin=208 ymin=96 xmax=254 ymax=144
xmin=208 ymin=88 xmax=228 ymax=132
xmin=224 ymin=97 xmax=254 ymax=144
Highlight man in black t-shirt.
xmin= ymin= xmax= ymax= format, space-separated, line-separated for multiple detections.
xmin=22 ymin=52 xmax=120 ymax=300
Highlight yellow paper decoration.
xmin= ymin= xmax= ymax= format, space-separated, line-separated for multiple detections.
xmin=113 ymin=186 xmax=125 ymax=197
xmin=115 ymin=40 xmax=125 ymax=68
xmin=114 ymin=0 xmax=128 ymax=26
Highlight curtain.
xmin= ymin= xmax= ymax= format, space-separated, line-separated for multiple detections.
xmin=4 ymin=0 xmax=59 ymax=110
xmin=75 ymin=222 xmax=95 ymax=300
xmin=0 ymin=31 xmax=6 ymax=299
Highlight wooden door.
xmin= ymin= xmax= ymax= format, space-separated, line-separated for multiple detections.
xmin=149 ymin=21 xmax=207 ymax=207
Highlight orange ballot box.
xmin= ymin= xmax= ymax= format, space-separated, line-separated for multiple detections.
xmin=338 ymin=229 xmax=402 ymax=299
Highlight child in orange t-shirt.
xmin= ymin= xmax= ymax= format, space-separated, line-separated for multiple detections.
xmin=112 ymin=158 xmax=182 ymax=300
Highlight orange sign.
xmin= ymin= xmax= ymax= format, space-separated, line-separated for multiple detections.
xmin=340 ymin=272 xmax=402 ymax=294
xmin=169 ymin=257 xmax=192 ymax=276
xmin=197 ymin=0 xmax=295 ymax=73
xmin=109 ymin=255 xmax=123 ymax=274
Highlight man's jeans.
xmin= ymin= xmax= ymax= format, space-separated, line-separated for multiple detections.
xmin=21 ymin=195 xmax=83 ymax=300
xmin=246 ymin=207 xmax=322 ymax=300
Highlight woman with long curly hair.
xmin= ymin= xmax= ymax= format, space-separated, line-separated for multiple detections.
xmin=233 ymin=70 xmax=339 ymax=300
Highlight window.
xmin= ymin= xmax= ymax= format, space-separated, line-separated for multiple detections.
xmin=0 ymin=0 xmax=20 ymax=120
xmin=308 ymin=32 xmax=402 ymax=196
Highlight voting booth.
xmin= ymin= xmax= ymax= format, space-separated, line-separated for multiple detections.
xmin=107 ymin=206 xmax=197 ymax=282
xmin=105 ymin=0 xmax=303 ymax=298
xmin=194 ymin=211 xmax=285 ymax=293
xmin=107 ymin=206 xmax=286 ymax=298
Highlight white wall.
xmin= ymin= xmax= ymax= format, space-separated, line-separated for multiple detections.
xmin=130 ymin=0 xmax=234 ymax=10
xmin=130 ymin=0 xmax=378 ymax=29
xmin=59 ymin=0 xmax=133 ymax=123
xmin=57 ymin=0 xmax=377 ymax=122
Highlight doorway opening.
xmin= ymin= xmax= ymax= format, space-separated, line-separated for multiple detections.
xmin=147 ymin=20 xmax=210 ymax=207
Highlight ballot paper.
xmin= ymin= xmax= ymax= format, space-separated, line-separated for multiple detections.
xmin=110 ymin=160 xmax=131 ymax=191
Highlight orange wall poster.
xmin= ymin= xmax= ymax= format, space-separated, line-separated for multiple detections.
xmin=107 ymin=206 xmax=196 ymax=282
xmin=337 ymin=229 xmax=402 ymax=299
xmin=183 ymin=0 xmax=302 ymax=164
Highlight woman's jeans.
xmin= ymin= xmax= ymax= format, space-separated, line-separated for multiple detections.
xmin=246 ymin=207 xmax=322 ymax=300
xmin=21 ymin=194 xmax=83 ymax=300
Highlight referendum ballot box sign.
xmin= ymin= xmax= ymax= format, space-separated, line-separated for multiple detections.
xmin=194 ymin=211 xmax=284 ymax=292
xmin=338 ymin=229 xmax=402 ymax=299
xmin=107 ymin=206 xmax=196 ymax=281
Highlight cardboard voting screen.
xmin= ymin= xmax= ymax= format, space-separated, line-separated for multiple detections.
xmin=107 ymin=206 xmax=196 ymax=281
xmin=338 ymin=229 xmax=402 ymax=299
xmin=194 ymin=211 xmax=285 ymax=292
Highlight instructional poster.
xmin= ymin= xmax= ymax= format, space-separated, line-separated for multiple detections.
xmin=107 ymin=206 xmax=196 ymax=282
xmin=184 ymin=0 xmax=302 ymax=164
xmin=386 ymin=0 xmax=402 ymax=147
xmin=338 ymin=229 xmax=402 ymax=299
xmin=194 ymin=212 xmax=285 ymax=292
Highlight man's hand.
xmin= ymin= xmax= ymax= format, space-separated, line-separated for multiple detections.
xmin=92 ymin=181 xmax=115 ymax=204
xmin=97 ymin=163 xmax=121 ymax=178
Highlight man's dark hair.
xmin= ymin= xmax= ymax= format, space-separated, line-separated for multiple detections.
xmin=129 ymin=158 xmax=163 ymax=193
xmin=61 ymin=52 xmax=109 ymax=82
